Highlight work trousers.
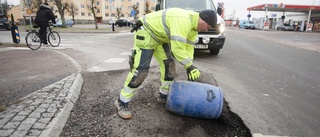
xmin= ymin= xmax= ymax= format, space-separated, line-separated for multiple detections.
xmin=119 ymin=28 xmax=175 ymax=103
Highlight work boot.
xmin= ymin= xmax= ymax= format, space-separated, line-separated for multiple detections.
xmin=157 ymin=92 xmax=167 ymax=104
xmin=114 ymin=100 xmax=132 ymax=119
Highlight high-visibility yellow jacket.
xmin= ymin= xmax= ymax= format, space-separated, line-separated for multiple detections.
xmin=140 ymin=8 xmax=199 ymax=68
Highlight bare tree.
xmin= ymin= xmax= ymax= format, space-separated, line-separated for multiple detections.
xmin=68 ymin=3 xmax=78 ymax=23
xmin=132 ymin=4 xmax=139 ymax=19
xmin=115 ymin=7 xmax=122 ymax=20
xmin=228 ymin=9 xmax=236 ymax=20
xmin=88 ymin=0 xmax=98 ymax=29
xmin=0 ymin=0 xmax=9 ymax=16
xmin=55 ymin=0 xmax=69 ymax=28
xmin=35 ymin=0 xmax=42 ymax=9
xmin=144 ymin=0 xmax=151 ymax=15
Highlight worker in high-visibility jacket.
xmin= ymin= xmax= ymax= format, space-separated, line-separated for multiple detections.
xmin=115 ymin=8 xmax=217 ymax=119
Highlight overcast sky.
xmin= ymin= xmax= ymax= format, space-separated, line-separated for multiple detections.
xmin=5 ymin=0 xmax=320 ymax=20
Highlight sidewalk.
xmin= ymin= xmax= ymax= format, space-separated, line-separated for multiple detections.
xmin=0 ymin=73 xmax=83 ymax=137
xmin=18 ymin=24 xmax=132 ymax=34
xmin=0 ymin=40 xmax=84 ymax=137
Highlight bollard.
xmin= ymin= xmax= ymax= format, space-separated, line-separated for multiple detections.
xmin=11 ymin=24 xmax=20 ymax=44
xmin=112 ymin=23 xmax=115 ymax=32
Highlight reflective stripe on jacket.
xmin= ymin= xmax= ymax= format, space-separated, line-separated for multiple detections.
xmin=140 ymin=8 xmax=199 ymax=67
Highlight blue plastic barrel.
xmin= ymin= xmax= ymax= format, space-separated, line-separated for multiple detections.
xmin=165 ymin=81 xmax=223 ymax=119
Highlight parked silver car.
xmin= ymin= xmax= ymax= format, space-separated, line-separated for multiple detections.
xmin=276 ymin=24 xmax=294 ymax=31
xmin=53 ymin=18 xmax=74 ymax=27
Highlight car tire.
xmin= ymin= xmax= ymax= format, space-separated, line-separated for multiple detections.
xmin=209 ymin=49 xmax=220 ymax=55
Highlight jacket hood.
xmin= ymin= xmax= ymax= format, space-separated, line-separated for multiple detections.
xmin=40 ymin=3 xmax=51 ymax=9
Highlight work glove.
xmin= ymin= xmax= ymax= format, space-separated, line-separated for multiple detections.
xmin=186 ymin=65 xmax=201 ymax=81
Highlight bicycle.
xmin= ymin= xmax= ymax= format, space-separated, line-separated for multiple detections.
xmin=25 ymin=23 xmax=61 ymax=50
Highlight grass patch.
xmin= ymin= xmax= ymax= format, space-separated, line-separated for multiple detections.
xmin=0 ymin=42 xmax=26 ymax=47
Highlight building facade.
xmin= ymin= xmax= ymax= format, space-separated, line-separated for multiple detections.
xmin=13 ymin=0 xmax=156 ymax=24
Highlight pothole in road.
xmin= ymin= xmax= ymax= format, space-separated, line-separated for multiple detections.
xmin=61 ymin=68 xmax=252 ymax=137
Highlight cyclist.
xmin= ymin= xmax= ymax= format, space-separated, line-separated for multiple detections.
xmin=35 ymin=2 xmax=56 ymax=46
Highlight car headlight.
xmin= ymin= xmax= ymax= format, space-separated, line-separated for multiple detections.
xmin=216 ymin=14 xmax=226 ymax=35
xmin=220 ymin=23 xmax=226 ymax=35
xmin=202 ymin=37 xmax=210 ymax=44
xmin=195 ymin=37 xmax=199 ymax=43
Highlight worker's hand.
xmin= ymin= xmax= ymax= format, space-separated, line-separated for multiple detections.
xmin=186 ymin=65 xmax=201 ymax=81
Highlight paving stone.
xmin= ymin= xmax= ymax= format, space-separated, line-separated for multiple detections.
xmin=32 ymin=122 xmax=47 ymax=129
xmin=11 ymin=116 xmax=26 ymax=121
xmin=28 ymin=112 xmax=41 ymax=118
xmin=0 ymin=129 xmax=15 ymax=136
xmin=38 ymin=104 xmax=50 ymax=109
xmin=22 ymin=118 xmax=37 ymax=125
xmin=37 ymin=118 xmax=51 ymax=123
xmin=17 ymin=123 xmax=32 ymax=131
xmin=3 ymin=121 xmax=21 ymax=129
xmin=41 ymin=112 xmax=55 ymax=118
xmin=10 ymin=130 xmax=28 ymax=137
xmin=34 ymin=107 xmax=46 ymax=113
xmin=17 ymin=109 xmax=32 ymax=116
xmin=0 ymin=118 xmax=10 ymax=127
xmin=27 ymin=129 xmax=42 ymax=136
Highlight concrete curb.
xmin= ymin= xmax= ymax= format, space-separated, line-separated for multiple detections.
xmin=39 ymin=73 xmax=83 ymax=137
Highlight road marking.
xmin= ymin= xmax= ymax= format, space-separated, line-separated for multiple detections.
xmin=86 ymin=66 xmax=109 ymax=72
xmin=0 ymin=47 xmax=29 ymax=52
xmin=104 ymin=58 xmax=126 ymax=63
xmin=253 ymin=133 xmax=290 ymax=137
xmin=120 ymin=52 xmax=131 ymax=56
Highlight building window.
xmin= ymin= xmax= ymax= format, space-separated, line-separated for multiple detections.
xmin=111 ymin=13 xmax=115 ymax=17
xmin=121 ymin=0 xmax=124 ymax=2
xmin=105 ymin=13 xmax=109 ymax=16
xmin=81 ymin=12 xmax=85 ymax=16
xmin=121 ymin=6 xmax=124 ymax=10
xmin=105 ymin=0 xmax=108 ymax=1
xmin=88 ymin=13 xmax=92 ymax=16
xmin=97 ymin=9 xmax=100 ymax=13
xmin=105 ymin=6 xmax=109 ymax=9
xmin=97 ymin=1 xmax=100 ymax=5
xmin=151 ymin=6 xmax=155 ymax=10
xmin=81 ymin=4 xmax=84 ymax=8
xmin=128 ymin=0 xmax=131 ymax=2
xmin=121 ymin=14 xmax=124 ymax=17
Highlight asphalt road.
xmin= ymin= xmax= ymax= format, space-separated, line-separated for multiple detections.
xmin=0 ymin=47 xmax=75 ymax=106
xmin=198 ymin=28 xmax=320 ymax=136
xmin=1 ymin=26 xmax=319 ymax=136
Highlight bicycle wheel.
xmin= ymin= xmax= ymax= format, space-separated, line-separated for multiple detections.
xmin=25 ymin=31 xmax=42 ymax=50
xmin=48 ymin=31 xmax=61 ymax=47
